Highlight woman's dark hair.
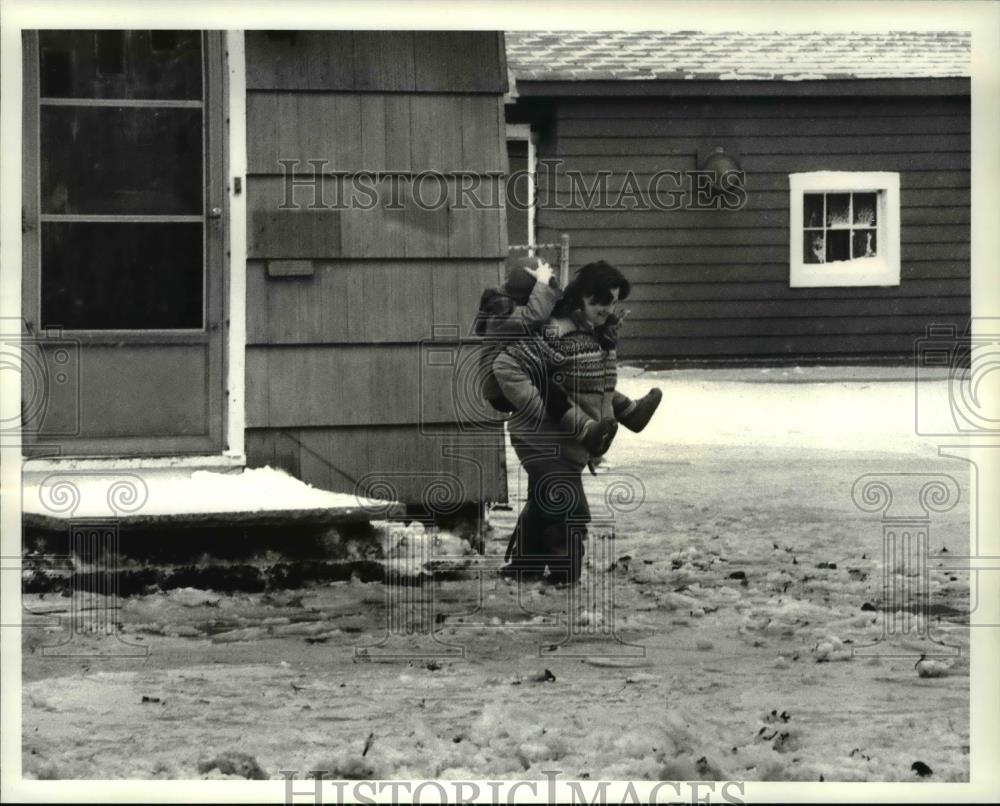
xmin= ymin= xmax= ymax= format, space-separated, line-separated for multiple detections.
xmin=553 ymin=260 xmax=631 ymax=318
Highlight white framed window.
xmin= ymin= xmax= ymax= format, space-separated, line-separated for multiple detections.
xmin=789 ymin=172 xmax=900 ymax=288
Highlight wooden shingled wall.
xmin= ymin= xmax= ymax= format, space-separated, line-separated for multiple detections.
xmin=534 ymin=94 xmax=971 ymax=361
xmin=244 ymin=31 xmax=509 ymax=505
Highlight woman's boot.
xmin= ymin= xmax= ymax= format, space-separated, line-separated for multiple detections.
xmin=498 ymin=510 xmax=547 ymax=579
xmin=538 ymin=522 xmax=585 ymax=585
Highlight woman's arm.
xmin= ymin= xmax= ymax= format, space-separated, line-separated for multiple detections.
xmin=491 ymin=343 xmax=549 ymax=425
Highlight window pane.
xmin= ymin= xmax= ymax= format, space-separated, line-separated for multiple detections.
xmin=826 ymin=193 xmax=851 ymax=227
xmin=826 ymin=229 xmax=851 ymax=262
xmin=41 ymin=106 xmax=203 ymax=215
xmin=41 ymin=222 xmax=203 ymax=329
xmin=150 ymin=31 xmax=179 ymax=52
xmin=804 ymin=231 xmax=825 ymax=264
xmin=853 ymin=193 xmax=877 ymax=227
xmin=38 ymin=30 xmax=202 ymax=100
xmin=41 ymin=48 xmax=72 ymax=96
xmin=803 ymin=194 xmax=824 ymax=228
xmin=853 ymin=228 xmax=877 ymax=258
xmin=96 ymin=31 xmax=125 ymax=75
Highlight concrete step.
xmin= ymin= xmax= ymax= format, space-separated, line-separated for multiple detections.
xmin=20 ymin=464 xmax=403 ymax=531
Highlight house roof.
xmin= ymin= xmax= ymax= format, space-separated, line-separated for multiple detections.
xmin=505 ymin=31 xmax=971 ymax=82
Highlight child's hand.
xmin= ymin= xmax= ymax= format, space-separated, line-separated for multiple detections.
xmin=529 ymin=260 xmax=554 ymax=286
xmin=537 ymin=260 xmax=554 ymax=285
xmin=599 ymin=308 xmax=628 ymax=350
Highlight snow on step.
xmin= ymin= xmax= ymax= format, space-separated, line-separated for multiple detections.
xmin=22 ymin=465 xmax=403 ymax=528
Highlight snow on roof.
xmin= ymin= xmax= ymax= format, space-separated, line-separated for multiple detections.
xmin=505 ymin=31 xmax=971 ymax=81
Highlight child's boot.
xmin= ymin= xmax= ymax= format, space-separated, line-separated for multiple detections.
xmin=579 ymin=417 xmax=618 ymax=456
xmin=616 ymin=388 xmax=662 ymax=433
xmin=554 ymin=403 xmax=618 ymax=457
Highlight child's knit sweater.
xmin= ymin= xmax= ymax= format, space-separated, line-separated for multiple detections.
xmin=494 ymin=310 xmax=628 ymax=467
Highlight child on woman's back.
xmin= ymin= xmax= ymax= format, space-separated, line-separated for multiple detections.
xmin=474 ymin=256 xmax=618 ymax=456
xmin=475 ymin=256 xmax=662 ymax=460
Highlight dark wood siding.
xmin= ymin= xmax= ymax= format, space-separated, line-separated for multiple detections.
xmin=244 ymin=32 xmax=508 ymax=503
xmin=532 ymin=95 xmax=970 ymax=362
xmin=246 ymin=31 xmax=506 ymax=93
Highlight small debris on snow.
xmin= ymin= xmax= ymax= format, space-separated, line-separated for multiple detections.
xmin=262 ymin=593 xmax=304 ymax=608
xmin=197 ymin=751 xmax=268 ymax=780
xmin=915 ymin=655 xmax=950 ymax=678
xmin=308 ymin=752 xmax=379 ymax=780
xmin=911 ymin=760 xmax=933 ymax=777
xmin=210 ymin=627 xmax=268 ymax=644
xmin=304 ymin=633 xmax=338 ymax=644
xmin=271 ymin=621 xmax=332 ymax=638
xmin=694 ymin=754 xmax=727 ymax=780
xmin=518 ymin=741 xmax=556 ymax=765
xmin=624 ymin=673 xmax=659 ymax=684
xmin=771 ymin=729 xmax=799 ymax=753
xmin=860 ymin=602 xmax=877 ymax=612
xmin=813 ymin=635 xmax=851 ymax=663
xmin=167 ymin=588 xmax=222 ymax=608
xmin=816 ymin=562 xmax=838 ymax=570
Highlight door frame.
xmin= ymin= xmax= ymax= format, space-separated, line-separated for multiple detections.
xmin=17 ymin=30 xmax=246 ymax=463
xmin=506 ymin=122 xmax=536 ymax=253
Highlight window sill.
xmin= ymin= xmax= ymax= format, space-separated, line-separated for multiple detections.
xmin=790 ymin=259 xmax=900 ymax=288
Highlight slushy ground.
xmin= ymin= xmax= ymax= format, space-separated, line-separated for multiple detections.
xmin=21 ymin=368 xmax=971 ymax=782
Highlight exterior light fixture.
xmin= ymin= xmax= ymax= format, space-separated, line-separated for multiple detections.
xmin=698 ymin=145 xmax=744 ymax=192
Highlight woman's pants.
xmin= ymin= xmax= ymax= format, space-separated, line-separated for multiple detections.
xmin=508 ymin=433 xmax=590 ymax=582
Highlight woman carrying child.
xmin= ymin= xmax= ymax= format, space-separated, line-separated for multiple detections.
xmin=492 ymin=260 xmax=661 ymax=584
xmin=474 ymin=256 xmax=619 ymax=456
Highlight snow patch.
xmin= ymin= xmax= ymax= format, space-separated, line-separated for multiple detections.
xmin=24 ymin=465 xmax=395 ymax=519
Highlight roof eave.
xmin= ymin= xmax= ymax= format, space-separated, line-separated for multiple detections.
xmin=511 ymin=77 xmax=971 ymax=98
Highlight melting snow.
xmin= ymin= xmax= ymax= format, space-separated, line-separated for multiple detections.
xmin=19 ymin=368 xmax=970 ymax=782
